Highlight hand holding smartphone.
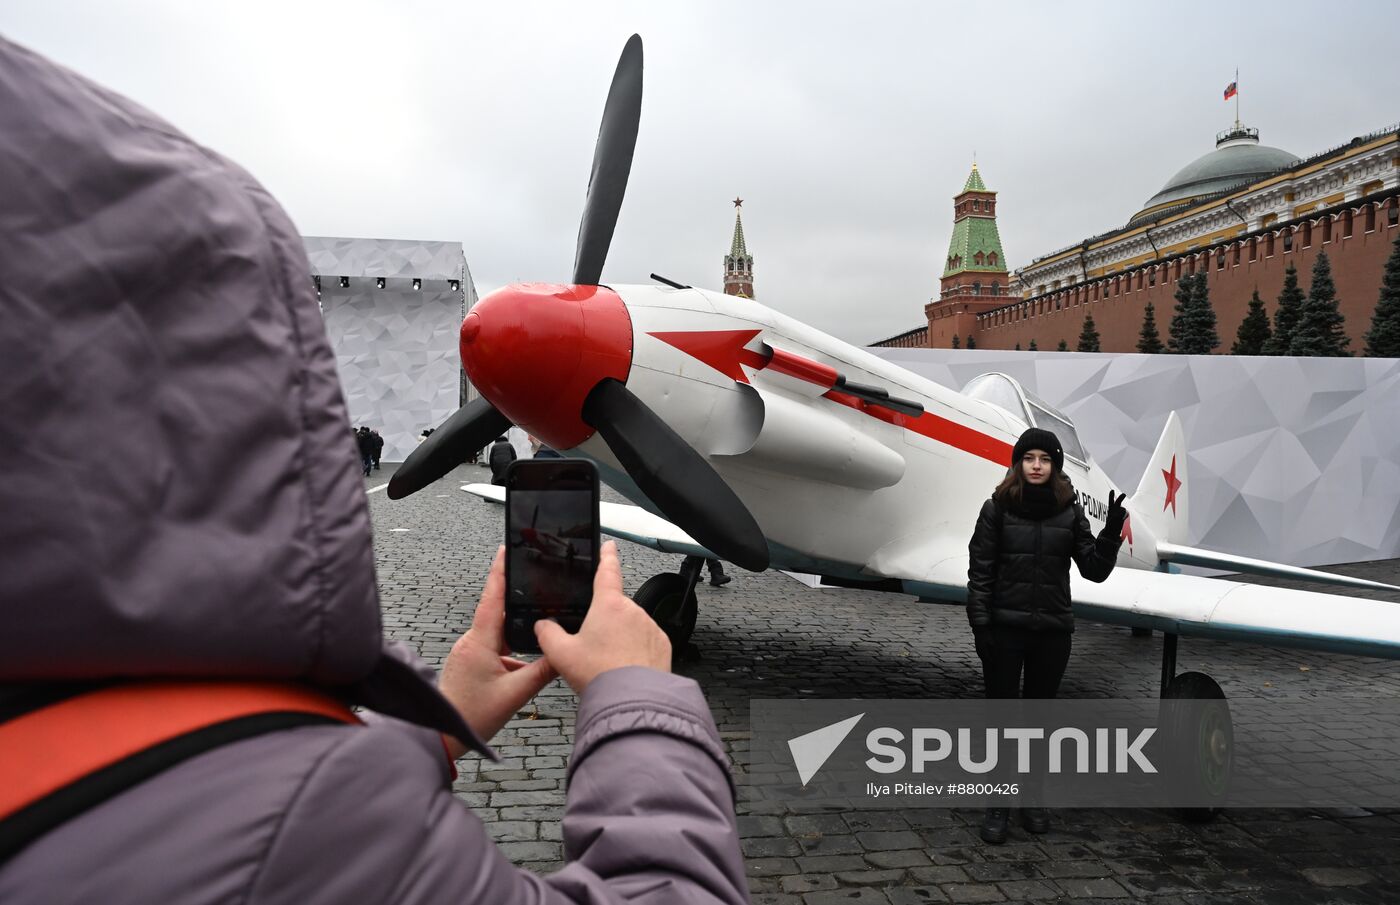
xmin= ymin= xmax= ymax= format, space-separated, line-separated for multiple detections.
xmin=504 ymin=459 xmax=601 ymax=653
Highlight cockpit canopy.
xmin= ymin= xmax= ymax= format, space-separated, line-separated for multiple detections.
xmin=962 ymin=372 xmax=1088 ymax=463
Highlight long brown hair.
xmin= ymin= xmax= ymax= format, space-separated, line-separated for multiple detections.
xmin=993 ymin=458 xmax=1074 ymax=510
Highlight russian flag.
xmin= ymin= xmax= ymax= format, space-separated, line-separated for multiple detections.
xmin=1223 ymin=81 xmax=1238 ymax=101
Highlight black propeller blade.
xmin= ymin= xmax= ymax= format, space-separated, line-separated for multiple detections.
xmin=572 ymin=33 xmax=643 ymax=286
xmin=582 ymin=378 xmax=769 ymax=572
xmin=387 ymin=397 xmax=512 ymax=500
xmin=388 ymin=35 xmax=644 ymax=503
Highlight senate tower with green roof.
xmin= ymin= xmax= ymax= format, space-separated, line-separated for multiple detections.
xmin=926 ymin=163 xmax=1012 ymax=347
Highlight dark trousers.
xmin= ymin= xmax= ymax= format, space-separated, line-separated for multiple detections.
xmin=681 ymin=555 xmax=725 ymax=578
xmin=977 ymin=626 xmax=1071 ymax=806
xmin=977 ymin=625 xmax=1071 ymax=700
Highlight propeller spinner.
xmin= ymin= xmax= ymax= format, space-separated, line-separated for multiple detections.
xmin=388 ymin=35 xmax=770 ymax=572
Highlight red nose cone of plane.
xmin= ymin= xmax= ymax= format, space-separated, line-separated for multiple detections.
xmin=461 ymin=283 xmax=632 ymax=450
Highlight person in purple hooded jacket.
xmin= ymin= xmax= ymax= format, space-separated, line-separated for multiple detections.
xmin=0 ymin=34 xmax=748 ymax=904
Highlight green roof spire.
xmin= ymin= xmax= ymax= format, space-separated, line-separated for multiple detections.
xmin=963 ymin=162 xmax=987 ymax=193
xmin=730 ymin=202 xmax=748 ymax=257
xmin=942 ymin=164 xmax=1007 ymax=279
xmin=724 ymin=197 xmax=755 ymax=298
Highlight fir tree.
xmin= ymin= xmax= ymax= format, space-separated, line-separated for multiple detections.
xmin=1289 ymin=251 xmax=1350 ymax=356
xmin=1014 ymin=341 xmax=1022 ymax=351
xmin=1076 ymin=313 xmax=1101 ymax=352
xmin=1230 ymin=289 xmax=1272 ymax=355
xmin=1137 ymin=301 xmax=1164 ymax=353
xmin=1263 ymin=264 xmax=1305 ymax=354
xmin=1168 ymin=272 xmax=1219 ymax=354
xmin=1056 ymin=339 xmax=1068 ymax=351
xmin=1193 ymin=272 xmax=1221 ymax=353
xmin=966 ymin=334 xmax=976 ymax=349
xmin=1028 ymin=339 xmax=1038 ymax=351
xmin=1166 ymin=272 xmax=1195 ymax=353
xmin=951 ymin=334 xmax=960 ymax=349
xmin=1364 ymin=234 xmax=1400 ymax=357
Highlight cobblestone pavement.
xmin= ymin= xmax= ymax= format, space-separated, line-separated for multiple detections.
xmin=368 ymin=463 xmax=1400 ymax=904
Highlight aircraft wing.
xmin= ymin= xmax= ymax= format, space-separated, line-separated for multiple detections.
xmin=462 ymin=482 xmax=1400 ymax=660
xmin=1155 ymin=541 xmax=1400 ymax=592
xmin=896 ymin=550 xmax=1400 ymax=661
xmin=1074 ymin=567 xmax=1400 ymax=660
xmin=461 ymin=483 xmax=716 ymax=559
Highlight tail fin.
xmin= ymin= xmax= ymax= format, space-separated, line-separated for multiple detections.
xmin=1131 ymin=411 xmax=1189 ymax=548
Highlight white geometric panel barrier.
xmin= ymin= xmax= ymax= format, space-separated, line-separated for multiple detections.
xmin=870 ymin=348 xmax=1400 ymax=570
xmin=306 ymin=237 xmax=476 ymax=463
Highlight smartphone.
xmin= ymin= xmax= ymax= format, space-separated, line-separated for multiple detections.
xmin=504 ymin=458 xmax=601 ymax=653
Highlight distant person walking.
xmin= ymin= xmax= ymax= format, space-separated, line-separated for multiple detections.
xmin=356 ymin=427 xmax=374 ymax=476
xmin=682 ymin=555 xmax=731 ymax=587
xmin=369 ymin=429 xmax=383 ymax=471
xmin=489 ymin=436 xmax=516 ymax=486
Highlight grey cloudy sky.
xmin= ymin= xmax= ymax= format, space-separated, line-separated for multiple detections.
xmin=4 ymin=1 xmax=1397 ymax=344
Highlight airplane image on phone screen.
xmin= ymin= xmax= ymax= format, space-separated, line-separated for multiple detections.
xmin=504 ymin=460 xmax=600 ymax=652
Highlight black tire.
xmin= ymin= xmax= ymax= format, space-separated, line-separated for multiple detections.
xmin=1160 ymin=671 xmax=1231 ymax=823
xmin=633 ymin=572 xmax=698 ymax=647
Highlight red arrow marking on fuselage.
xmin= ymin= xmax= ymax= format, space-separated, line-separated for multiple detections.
xmin=766 ymin=346 xmax=839 ymax=388
xmin=823 ymin=390 xmax=1014 ymax=466
xmin=648 ymin=329 xmax=767 ymax=383
xmin=650 ymin=329 xmax=1015 ymax=467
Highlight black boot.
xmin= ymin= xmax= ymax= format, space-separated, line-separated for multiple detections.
xmin=1020 ymin=807 xmax=1050 ymax=834
xmin=979 ymin=807 xmax=1010 ymax=844
xmin=710 ymin=572 xmax=731 ymax=587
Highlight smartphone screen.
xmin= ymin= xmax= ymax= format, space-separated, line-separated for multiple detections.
xmin=504 ymin=459 xmax=600 ymax=653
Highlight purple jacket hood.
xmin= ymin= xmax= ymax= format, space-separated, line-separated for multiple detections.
xmin=0 ymin=36 xmax=482 ymax=752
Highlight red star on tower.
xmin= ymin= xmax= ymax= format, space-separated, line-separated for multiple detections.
xmin=1162 ymin=455 xmax=1182 ymax=517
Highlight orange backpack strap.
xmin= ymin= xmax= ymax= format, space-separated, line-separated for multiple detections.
xmin=0 ymin=680 xmax=360 ymax=862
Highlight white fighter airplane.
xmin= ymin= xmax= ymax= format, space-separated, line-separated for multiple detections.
xmin=390 ymin=35 xmax=1400 ymax=808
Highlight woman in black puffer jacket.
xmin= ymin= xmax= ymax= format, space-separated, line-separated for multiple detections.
xmin=966 ymin=426 xmax=1126 ymax=843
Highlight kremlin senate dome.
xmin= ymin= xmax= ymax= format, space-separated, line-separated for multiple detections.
xmin=1129 ymin=125 xmax=1300 ymax=226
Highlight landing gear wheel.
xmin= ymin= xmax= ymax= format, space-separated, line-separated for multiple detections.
xmin=633 ymin=572 xmax=698 ymax=647
xmin=1161 ymin=671 xmax=1231 ymax=823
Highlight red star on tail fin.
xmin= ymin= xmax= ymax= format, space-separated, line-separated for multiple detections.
xmin=1162 ymin=455 xmax=1182 ymax=517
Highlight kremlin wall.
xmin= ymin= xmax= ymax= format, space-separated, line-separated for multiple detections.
xmin=873 ymin=121 xmax=1400 ymax=353
xmin=975 ymin=202 xmax=1395 ymax=353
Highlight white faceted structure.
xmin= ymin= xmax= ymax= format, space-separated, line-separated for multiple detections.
xmin=870 ymin=348 xmax=1400 ymax=570
xmin=306 ymin=237 xmax=474 ymax=462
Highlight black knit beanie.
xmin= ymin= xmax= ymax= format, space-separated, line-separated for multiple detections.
xmin=1011 ymin=427 xmax=1063 ymax=473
